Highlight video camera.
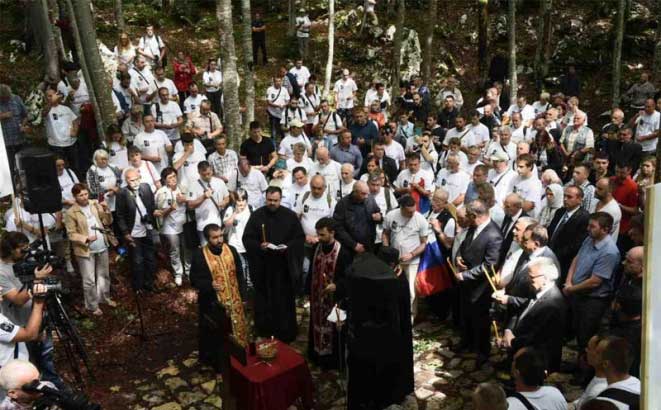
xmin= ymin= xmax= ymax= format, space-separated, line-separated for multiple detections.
xmin=14 ymin=239 xmax=65 ymax=295
xmin=22 ymin=380 xmax=101 ymax=410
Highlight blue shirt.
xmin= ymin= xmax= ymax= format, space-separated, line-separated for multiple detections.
xmin=0 ymin=94 xmax=27 ymax=146
xmin=572 ymin=236 xmax=620 ymax=298
xmin=330 ymin=143 xmax=363 ymax=177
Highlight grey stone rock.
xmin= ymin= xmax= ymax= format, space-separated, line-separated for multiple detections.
xmin=177 ymin=390 xmax=207 ymax=407
xmin=164 ymin=377 xmax=188 ymax=392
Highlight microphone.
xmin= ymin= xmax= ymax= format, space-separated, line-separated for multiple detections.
xmin=91 ymin=226 xmax=113 ymax=234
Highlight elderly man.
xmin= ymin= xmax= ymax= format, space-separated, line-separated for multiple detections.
xmin=279 ymin=118 xmax=311 ymax=160
xmin=0 ymin=360 xmax=52 ymax=408
xmin=187 ymin=100 xmax=223 ymax=149
xmin=0 ymin=84 xmax=28 ymax=183
xmin=560 ymin=111 xmax=594 ymax=164
xmin=367 ymin=171 xmax=397 ymax=245
xmin=382 ymin=195 xmax=429 ymax=321
xmin=599 ymin=108 xmax=625 ymax=153
xmin=606 ymin=126 xmax=643 ymax=175
xmin=310 ymin=146 xmax=342 ymax=196
xmin=330 ymin=131 xmax=363 ymax=176
xmin=510 ymin=112 xmax=531 ymax=144
xmin=486 ymin=126 xmax=517 ymax=169
xmin=435 ymin=153 xmax=471 ymax=206
xmin=631 ymin=97 xmax=660 ymax=156
xmin=338 ymin=163 xmax=357 ymax=198
xmin=333 ymin=181 xmax=381 ymax=254
xmin=497 ymin=193 xmax=527 ymax=265
xmin=497 ymin=215 xmax=536 ymax=284
xmin=500 ymin=257 xmax=568 ymax=372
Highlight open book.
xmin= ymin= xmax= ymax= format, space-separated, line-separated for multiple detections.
xmin=266 ymin=243 xmax=287 ymax=251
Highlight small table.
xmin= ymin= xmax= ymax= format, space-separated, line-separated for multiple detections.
xmin=230 ymin=340 xmax=314 ymax=410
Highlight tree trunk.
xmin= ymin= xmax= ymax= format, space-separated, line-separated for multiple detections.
xmin=288 ymin=0 xmax=295 ymax=37
xmin=478 ymin=0 xmax=489 ymax=84
xmin=47 ymin=0 xmax=67 ymax=62
xmin=534 ymin=0 xmax=552 ymax=89
xmin=30 ymin=0 xmax=60 ymax=81
xmin=217 ymin=0 xmax=242 ymax=150
xmin=507 ymin=0 xmax=517 ymax=102
xmin=114 ymin=0 xmax=125 ymax=32
xmin=612 ymin=0 xmax=626 ymax=108
xmin=240 ymin=0 xmax=255 ymax=128
xmin=422 ymin=0 xmax=438 ymax=84
xmin=324 ymin=0 xmax=335 ymax=98
xmin=70 ymin=0 xmax=116 ymax=138
xmin=654 ymin=1 xmax=661 ymax=82
xmin=391 ymin=0 xmax=405 ymax=104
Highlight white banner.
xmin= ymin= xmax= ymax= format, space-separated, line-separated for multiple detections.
xmin=0 ymin=125 xmax=14 ymax=198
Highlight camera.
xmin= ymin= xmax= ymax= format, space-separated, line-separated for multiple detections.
xmin=14 ymin=240 xmax=65 ymax=295
xmin=22 ymin=380 xmax=101 ymax=410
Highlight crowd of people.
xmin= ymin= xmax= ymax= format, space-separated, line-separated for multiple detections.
xmin=0 ymin=11 xmax=656 ymax=410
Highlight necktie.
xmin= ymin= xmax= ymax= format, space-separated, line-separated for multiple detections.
xmin=460 ymin=227 xmax=477 ymax=257
xmin=513 ymin=252 xmax=531 ymax=277
xmin=551 ymin=211 xmax=570 ymax=242
xmin=501 ymin=215 xmax=512 ymax=235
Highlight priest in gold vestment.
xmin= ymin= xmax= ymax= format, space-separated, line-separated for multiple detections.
xmin=191 ymin=223 xmax=248 ymax=371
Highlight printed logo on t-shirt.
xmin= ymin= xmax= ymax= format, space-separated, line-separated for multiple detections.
xmin=441 ymin=179 xmax=447 ymax=186
xmin=52 ymin=113 xmax=59 ymax=121
xmin=110 ymin=150 xmax=116 ymax=156
xmin=303 ymin=204 xmax=309 ymax=213
xmin=403 ymin=180 xmax=409 ymax=187
xmin=391 ymin=221 xmax=399 ymax=230
xmin=144 ymin=140 xmax=151 ymax=147
xmin=98 ymin=176 xmax=105 ymax=182
xmin=0 ymin=322 xmax=14 ymax=333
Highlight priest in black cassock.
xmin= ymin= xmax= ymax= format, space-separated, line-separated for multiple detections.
xmin=306 ymin=217 xmax=352 ymax=369
xmin=242 ymin=186 xmax=305 ymax=343
xmin=190 ymin=223 xmax=248 ymax=372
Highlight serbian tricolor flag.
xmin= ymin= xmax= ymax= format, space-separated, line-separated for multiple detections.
xmin=415 ymin=240 xmax=453 ymax=297
xmin=410 ymin=178 xmax=431 ymax=214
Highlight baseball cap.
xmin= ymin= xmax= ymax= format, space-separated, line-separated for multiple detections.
xmin=289 ymin=119 xmax=304 ymax=128
xmin=490 ymin=151 xmax=509 ymax=162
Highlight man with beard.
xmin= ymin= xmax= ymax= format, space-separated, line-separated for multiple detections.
xmin=307 ymin=218 xmax=352 ymax=368
xmin=190 ymin=224 xmax=248 ymax=371
xmin=242 ymin=187 xmax=305 ymax=342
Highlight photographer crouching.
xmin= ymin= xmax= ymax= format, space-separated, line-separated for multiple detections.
xmin=0 ymin=232 xmax=65 ymax=390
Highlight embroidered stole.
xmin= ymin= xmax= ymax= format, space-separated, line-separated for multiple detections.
xmin=310 ymin=241 xmax=341 ymax=356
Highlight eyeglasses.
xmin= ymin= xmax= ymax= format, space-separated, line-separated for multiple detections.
xmin=528 ymin=274 xmax=545 ymax=280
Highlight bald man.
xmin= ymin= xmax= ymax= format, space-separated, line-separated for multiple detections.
xmin=0 ymin=360 xmax=43 ymax=406
xmin=310 ymin=146 xmax=342 ymax=196
xmin=332 ymin=181 xmax=381 ymax=254
xmin=339 ymin=163 xmax=357 ymax=198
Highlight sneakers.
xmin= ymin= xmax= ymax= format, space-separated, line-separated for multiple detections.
xmin=90 ymin=308 xmax=103 ymax=316
xmin=105 ymin=298 xmax=118 ymax=308
xmin=175 ymin=276 xmax=183 ymax=286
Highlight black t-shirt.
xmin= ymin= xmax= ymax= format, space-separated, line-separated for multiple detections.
xmin=240 ymin=137 xmax=275 ymax=166
xmin=252 ymin=20 xmax=266 ymax=40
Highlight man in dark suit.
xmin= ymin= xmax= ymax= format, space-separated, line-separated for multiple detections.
xmin=547 ymin=185 xmax=590 ymax=284
xmin=451 ymin=199 xmax=503 ymax=367
xmin=500 ymin=257 xmax=568 ymax=371
xmin=606 ymin=126 xmax=643 ymax=175
xmin=115 ymin=168 xmax=157 ymax=291
xmin=370 ymin=139 xmax=399 ymax=185
xmin=333 ymin=181 xmax=381 ymax=254
xmin=497 ymin=193 xmax=528 ymax=268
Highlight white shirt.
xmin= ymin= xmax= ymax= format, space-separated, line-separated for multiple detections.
xmin=371 ymin=187 xmax=398 ymax=243
xmin=130 ymin=190 xmax=149 ymax=238
xmin=511 ymin=175 xmax=543 ymax=214
xmin=295 ymin=15 xmax=311 ymax=37
xmin=89 ymin=166 xmax=118 ymax=211
xmin=188 ymin=177 xmax=229 ymax=231
xmin=419 ymin=149 xmax=439 ymax=173
xmin=203 ymin=70 xmax=223 ymax=92
xmin=500 ymin=247 xmax=524 ymax=286
xmin=58 ymin=169 xmax=79 ymax=207
xmin=280 ymin=106 xmax=308 ymax=127
xmin=426 ymin=210 xmax=455 ymax=243
xmin=154 ymin=78 xmax=178 ymax=98
xmin=313 ymin=111 xmax=343 ymax=141
xmin=138 ymin=34 xmax=164 ymax=59
xmin=511 ymin=125 xmax=532 ymax=144
xmin=300 ymin=92 xmax=320 ymax=124
xmin=266 ymin=86 xmax=290 ymax=118
xmin=79 ymin=205 xmax=106 ymax=253
xmin=443 ymin=127 xmax=474 ymax=146
xmin=173 ymin=149 xmax=207 ymax=188
xmin=466 ymin=123 xmax=490 ymax=147
xmin=310 ymin=160 xmax=342 ymax=196
xmin=0 ymin=312 xmax=29 ymax=367
xmin=596 ymin=377 xmax=640 ymax=410
xmin=183 ymin=94 xmax=208 ymax=115
xmin=340 ymin=179 xmax=356 ymax=198
xmin=591 ymin=198 xmax=622 ymax=240
xmin=289 ymin=66 xmax=311 ymax=88
xmin=394 ymin=169 xmax=434 ymax=194
xmin=105 ymin=141 xmax=129 ymax=171
xmin=283 ymin=183 xmax=311 ymax=210
xmin=133 ymin=129 xmax=172 ymax=173
xmin=486 ymin=140 xmax=518 ymax=168
xmin=155 ymin=186 xmax=186 ymax=235
xmin=279 ymin=134 xmax=311 ymax=159
xmin=488 ymin=168 xmax=517 ymax=204
xmin=151 ymin=101 xmax=183 ymax=141
xmin=67 ymin=82 xmax=90 ymax=116
xmin=129 ymin=66 xmax=156 ymax=104
xmin=634 ymin=110 xmax=660 ymax=151
xmin=223 ymin=206 xmax=251 ymax=253
xmin=227 ymin=169 xmax=268 ymax=209
xmin=383 ymin=210 xmax=429 ymax=265
xmin=384 ymin=140 xmax=406 ymax=168
xmin=334 ymin=78 xmax=358 ymax=109
xmin=532 ymin=101 xmax=550 ymax=116
xmin=506 ymin=104 xmax=537 ymax=124
xmin=435 ymin=169 xmax=471 ymax=203
xmin=296 ymin=192 xmax=336 ymax=236
xmin=287 ymin=157 xmax=314 ymax=174
xmin=573 ymin=376 xmax=608 ymax=410
xmin=506 ymin=386 xmax=567 ymax=410
xmin=46 ymin=105 xmax=78 ymax=147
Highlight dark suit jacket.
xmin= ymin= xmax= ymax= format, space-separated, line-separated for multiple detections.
xmin=332 ymin=195 xmax=380 ymax=252
xmin=511 ymin=284 xmax=568 ymax=371
xmin=497 ymin=211 xmax=528 ymax=268
xmin=547 ymin=207 xmax=590 ymax=283
xmin=360 ymin=155 xmax=398 ymax=187
xmin=115 ymin=183 xmax=156 ymax=236
xmin=606 ymin=140 xmax=643 ymax=175
xmin=458 ymin=221 xmax=503 ymax=303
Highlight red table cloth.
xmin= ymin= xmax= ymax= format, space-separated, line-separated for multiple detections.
xmin=230 ymin=340 xmax=314 ymax=410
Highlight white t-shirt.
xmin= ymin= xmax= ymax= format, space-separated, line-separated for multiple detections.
xmin=426 ymin=210 xmax=455 ymax=243
xmin=105 ymin=141 xmax=129 ymax=171
xmin=227 ymin=169 xmax=268 ymax=209
xmin=295 ymin=15 xmax=311 ymax=37
xmin=334 ymin=78 xmax=358 ymax=109
xmin=289 ymin=66 xmax=311 ymax=87
xmin=596 ymin=377 xmax=640 ymax=410
xmin=138 ymin=34 xmax=165 ymax=64
xmin=89 ymin=165 xmax=118 ymax=211
xmin=419 ymin=149 xmax=439 ymax=173
xmin=67 ymin=82 xmax=90 ymax=116
xmin=133 ymin=129 xmax=172 ymax=173
xmin=203 ymin=70 xmax=223 ymax=93
xmin=592 ymin=198 xmax=622 ymax=240
xmin=188 ymin=177 xmax=229 ymax=231
xmin=435 ymin=169 xmax=471 ymax=203
xmin=287 ymin=157 xmax=314 ymax=174
xmin=0 ymin=312 xmax=29 ymax=367
xmin=487 ymin=168 xmax=517 ymax=205
xmin=154 ymin=78 xmax=178 ymax=99
xmin=486 ymin=140 xmax=518 ymax=168
xmin=634 ymin=110 xmax=660 ymax=152
xmin=46 ymin=105 xmax=78 ymax=147
xmin=340 ymin=179 xmax=356 ymax=198
xmin=121 ymin=161 xmax=159 ymax=192
xmin=384 ymin=141 xmax=406 ymax=168
xmin=266 ymin=86 xmax=290 ymax=118
xmin=151 ymin=101 xmax=183 ymax=141
xmin=466 ymin=123 xmax=490 ymax=147
xmin=506 ymin=103 xmax=537 ymax=124
xmin=129 ymin=67 xmax=156 ymax=104
xmin=300 ymin=92 xmax=320 ymax=124
xmin=183 ymin=94 xmax=208 ymax=115
xmin=310 ymin=160 xmax=342 ymax=196
xmin=131 ymin=191 xmax=149 ymax=238
xmin=372 ymin=187 xmax=398 ymax=243
xmin=443 ymin=127 xmax=474 ymax=146
xmin=280 ymin=107 xmax=308 ymax=128
xmin=394 ymin=169 xmax=434 ymax=194
xmin=223 ymin=206 xmax=251 ymax=253
xmin=532 ymin=101 xmax=550 ymax=116
xmin=80 ymin=205 xmax=106 ymax=253
xmin=573 ymin=376 xmax=608 ymax=410
xmin=383 ymin=210 xmax=429 ymax=265
xmin=155 ymin=186 xmax=186 ymax=235
xmin=506 ymin=386 xmax=567 ymax=410
xmin=173 ymin=149 xmax=206 ymax=189
xmin=58 ymin=169 xmax=79 ymax=206
xmin=283 ymin=183 xmax=311 ymax=210
xmin=511 ymin=175 xmax=543 ymax=213
xmin=313 ymin=111 xmax=343 ymax=140
xmin=279 ymin=134 xmax=311 ymax=159
xmin=296 ymin=192 xmax=336 ymax=236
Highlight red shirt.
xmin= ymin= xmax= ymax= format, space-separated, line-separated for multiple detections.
xmin=172 ymin=57 xmax=197 ymax=92
xmin=611 ymin=175 xmax=638 ymax=233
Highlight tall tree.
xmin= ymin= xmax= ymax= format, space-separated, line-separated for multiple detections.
xmin=70 ymin=0 xmax=116 ymax=138
xmin=391 ymin=0 xmax=405 ymax=102
xmin=612 ymin=0 xmax=626 ymax=108
xmin=288 ymin=0 xmax=296 ymax=37
xmin=114 ymin=0 xmax=125 ymax=32
xmin=654 ymin=1 xmax=661 ymax=81
xmin=29 ymin=0 xmax=60 ymax=81
xmin=507 ymin=0 xmax=517 ymax=101
xmin=217 ymin=0 xmax=242 ymax=149
xmin=240 ymin=0 xmax=255 ymax=128
xmin=477 ymin=0 xmax=489 ymax=83
xmin=47 ymin=0 xmax=67 ymax=62
xmin=324 ymin=0 xmax=335 ymax=98
xmin=533 ymin=0 xmax=553 ymax=90
xmin=422 ymin=0 xmax=438 ymax=84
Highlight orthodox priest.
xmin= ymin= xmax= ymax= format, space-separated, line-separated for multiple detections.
xmin=243 ymin=186 xmax=305 ymax=342
xmin=307 ymin=217 xmax=352 ymax=369
xmin=190 ymin=223 xmax=249 ymax=372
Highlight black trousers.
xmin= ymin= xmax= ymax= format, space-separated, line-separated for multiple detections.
xmin=571 ymin=295 xmax=610 ymax=355
xmin=206 ymin=90 xmax=223 ymax=119
xmin=129 ymin=235 xmax=156 ymax=291
xmin=252 ymin=37 xmax=267 ymax=65
xmin=460 ymin=289 xmax=492 ymax=357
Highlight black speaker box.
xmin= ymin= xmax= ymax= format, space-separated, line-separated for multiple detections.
xmin=16 ymin=147 xmax=62 ymax=214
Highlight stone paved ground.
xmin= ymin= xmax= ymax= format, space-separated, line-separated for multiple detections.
xmin=122 ymin=306 xmax=585 ymax=410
